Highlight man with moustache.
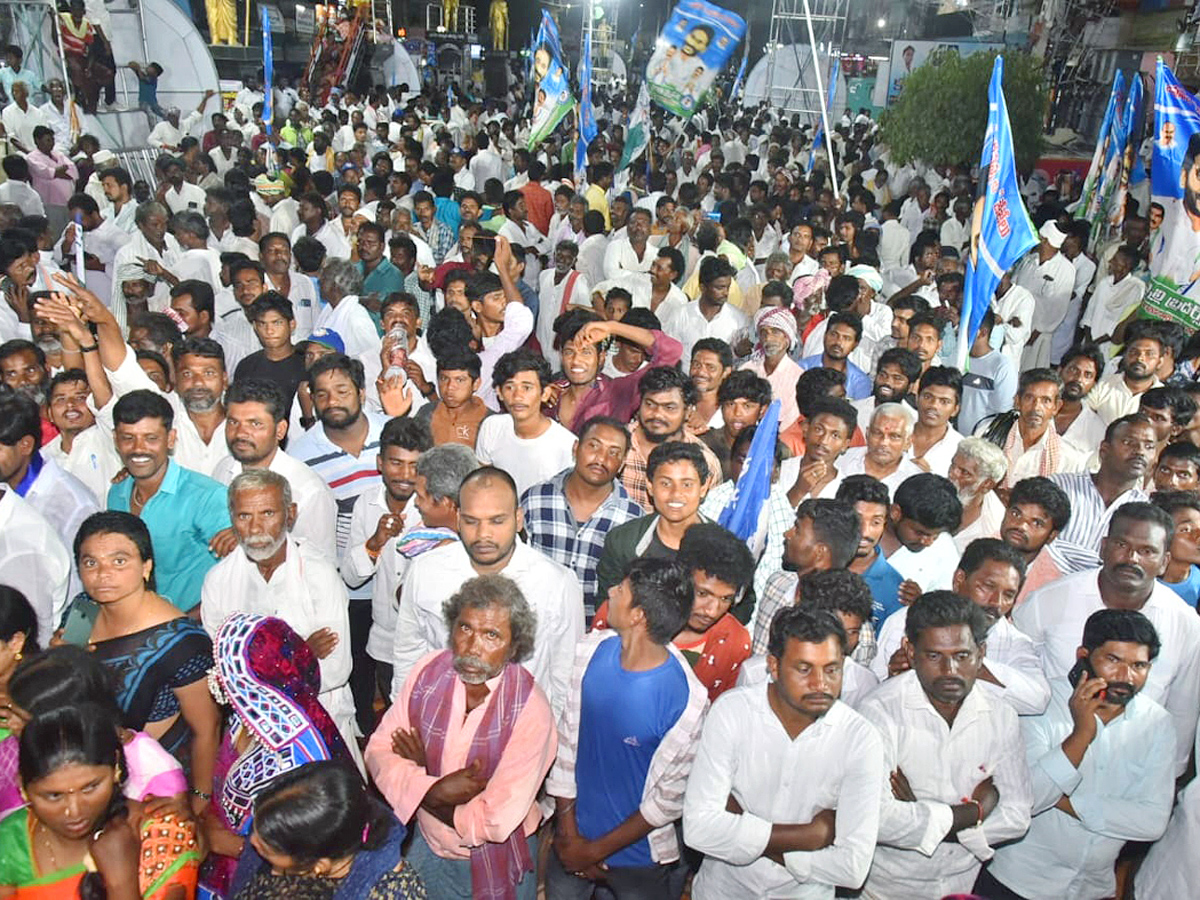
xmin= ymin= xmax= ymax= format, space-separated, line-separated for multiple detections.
xmin=200 ymin=469 xmax=357 ymax=756
xmin=1085 ymin=319 xmax=1165 ymax=426
xmin=838 ymin=403 xmax=923 ymax=495
xmin=683 ymin=606 xmax=886 ymax=899
xmin=1047 ymin=414 xmax=1153 ymax=573
xmin=873 ymin=539 xmax=1049 ymax=715
xmin=1000 ymin=477 xmax=1072 ymax=604
xmin=976 ymin=369 xmax=1081 ymax=493
xmin=391 ymin=467 xmax=585 ymax=717
xmin=947 ymin=438 xmax=1008 ymax=553
xmin=851 ymin=347 xmax=922 ymax=432
xmin=858 ymin=592 xmax=1033 ymax=898
xmin=1015 ymin=503 xmax=1200 ymax=775
xmin=981 ymin=610 xmax=1174 ymax=900
xmin=1054 ymin=344 xmax=1106 ymax=463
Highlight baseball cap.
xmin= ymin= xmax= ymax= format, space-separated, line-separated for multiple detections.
xmin=307 ymin=328 xmax=345 ymax=354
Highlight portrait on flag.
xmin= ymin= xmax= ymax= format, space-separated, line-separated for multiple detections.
xmin=645 ymin=0 xmax=745 ymax=117
xmin=1150 ymin=60 xmax=1200 ymax=296
xmin=528 ymin=10 xmax=574 ymax=149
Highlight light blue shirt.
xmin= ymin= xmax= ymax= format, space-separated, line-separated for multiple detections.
xmin=987 ymin=677 xmax=1176 ymax=900
xmin=107 ymin=460 xmax=230 ymax=611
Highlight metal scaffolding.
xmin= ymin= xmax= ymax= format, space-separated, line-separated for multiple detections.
xmin=761 ymin=0 xmax=847 ymax=117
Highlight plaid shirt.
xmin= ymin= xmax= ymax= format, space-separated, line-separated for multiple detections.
xmin=621 ymin=426 xmax=724 ymax=513
xmin=751 ymin=570 xmax=877 ymax=663
xmin=520 ymin=468 xmax=644 ymax=623
xmin=413 ymin=217 xmax=456 ymax=265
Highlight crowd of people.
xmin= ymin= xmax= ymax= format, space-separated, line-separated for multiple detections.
xmin=0 ymin=49 xmax=1199 ymax=900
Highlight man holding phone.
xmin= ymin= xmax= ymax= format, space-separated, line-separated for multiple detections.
xmin=978 ymin=609 xmax=1175 ymax=900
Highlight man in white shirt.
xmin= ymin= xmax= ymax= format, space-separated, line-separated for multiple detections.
xmin=146 ymin=102 xmax=206 ymax=152
xmin=1014 ymin=502 xmax=1200 ymax=775
xmin=1079 ymin=245 xmax=1144 ymax=351
xmin=390 ymin=467 xmax=585 ymax=716
xmin=0 ymin=486 xmax=71 ymax=645
xmin=110 ymin=201 xmax=182 ymax=332
xmin=468 ymin=131 xmax=505 ymax=188
xmin=881 ymin=472 xmax=963 ymax=594
xmin=992 ymin=270 xmax=1035 ymax=373
xmin=1085 ymin=320 xmax=1163 ymax=425
xmin=210 ymin=379 xmax=338 ymax=561
xmin=602 ymin=208 xmax=655 ymax=281
xmin=161 ymin=157 xmax=206 ymax=215
xmin=474 ymin=349 xmax=576 ymax=496
xmin=859 ymin=592 xmax=1033 ymax=899
xmin=42 ymin=369 xmax=122 ymax=504
xmin=60 ymin=193 xmax=130 ymax=310
xmin=684 ymin=605 xmax=885 ymax=899
xmin=939 ymin=197 xmax=971 ymax=254
xmin=660 ymin=255 xmax=748 ymax=362
xmin=313 ymin=258 xmax=382 ymax=360
xmin=1015 ymin=220 xmax=1076 ymax=371
xmin=1 ymin=81 xmax=47 ymax=154
xmin=0 ymin=156 xmax=46 ymax=216
xmin=981 ymin=608 xmax=1174 ymax=900
xmin=201 ymin=469 xmax=358 ymax=758
xmin=873 ymin=538 xmax=1050 ymax=715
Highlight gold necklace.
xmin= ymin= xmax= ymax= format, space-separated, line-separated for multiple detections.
xmin=36 ymin=821 xmax=59 ymax=871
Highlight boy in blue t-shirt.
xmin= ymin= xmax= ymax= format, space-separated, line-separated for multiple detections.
xmin=1154 ymin=491 xmax=1200 ymax=607
xmin=128 ymin=60 xmax=168 ymax=119
xmin=546 ymin=557 xmax=708 ymax=898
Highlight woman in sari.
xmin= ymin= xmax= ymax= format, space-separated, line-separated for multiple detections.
xmin=59 ymin=512 xmax=221 ymax=818
xmin=229 ymin=761 xmax=424 ymax=900
xmin=0 ymin=586 xmax=38 ymax=819
xmin=200 ymin=614 xmax=355 ymax=898
xmin=6 ymin=646 xmax=188 ymax=805
xmin=0 ymin=702 xmax=200 ymax=899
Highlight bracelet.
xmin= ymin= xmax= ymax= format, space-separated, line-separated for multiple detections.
xmin=190 ymin=788 xmax=213 ymax=801
xmin=366 ymin=545 xmax=381 ymax=562
xmin=79 ymin=344 xmax=98 ymax=353
xmin=969 ymin=798 xmax=984 ymax=826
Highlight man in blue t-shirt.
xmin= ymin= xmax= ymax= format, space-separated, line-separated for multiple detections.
xmin=546 ymin=557 xmax=708 ymax=898
xmin=837 ymin=475 xmax=904 ymax=622
xmin=1154 ymin=490 xmax=1200 ymax=607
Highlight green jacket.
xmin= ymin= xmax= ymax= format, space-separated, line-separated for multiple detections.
xmin=596 ymin=513 xmax=712 ymax=599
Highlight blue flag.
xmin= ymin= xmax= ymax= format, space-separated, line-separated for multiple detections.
xmin=956 ymin=56 xmax=1038 ymax=370
xmin=807 ymin=56 xmax=840 ymax=175
xmin=1108 ymin=73 xmax=1144 ymax=230
xmin=1151 ymin=59 xmax=1200 ymax=201
xmin=1075 ymin=70 xmax=1123 ymax=222
xmin=730 ymin=35 xmax=748 ymax=105
xmin=261 ymin=7 xmax=274 ymax=135
xmin=718 ymin=400 xmax=780 ymax=542
xmin=575 ymin=30 xmax=597 ymax=187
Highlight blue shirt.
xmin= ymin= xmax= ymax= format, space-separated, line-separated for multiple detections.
xmin=135 ymin=70 xmax=159 ymax=106
xmin=107 ymin=461 xmax=229 ymax=611
xmin=863 ymin=545 xmax=905 ymax=621
xmin=574 ymin=634 xmax=690 ymax=867
xmin=1160 ymin=566 xmax=1200 ymax=608
xmin=434 ymin=196 xmax=461 ymax=238
xmin=798 ymin=354 xmax=873 ymax=400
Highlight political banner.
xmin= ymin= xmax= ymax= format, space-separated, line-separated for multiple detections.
xmin=1149 ymin=59 xmax=1200 ymax=297
xmin=1108 ymin=73 xmax=1145 ymax=232
xmin=644 ymin=0 xmax=746 ymax=118
xmin=957 ymin=56 xmax=1039 ymax=369
xmin=527 ymin=11 xmax=574 ymax=150
xmin=575 ymin=29 xmax=597 ymax=187
xmin=718 ymin=400 xmax=780 ymax=542
xmin=1075 ymin=70 xmax=1124 ymax=227
xmin=1139 ymin=276 xmax=1200 ymax=331
xmin=619 ymin=82 xmax=651 ymax=171
xmin=261 ymin=6 xmax=274 ymax=133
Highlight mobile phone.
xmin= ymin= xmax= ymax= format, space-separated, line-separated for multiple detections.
xmin=1068 ymin=657 xmax=1106 ymax=699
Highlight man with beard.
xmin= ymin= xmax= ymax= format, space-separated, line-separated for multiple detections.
xmin=520 ymin=416 xmax=644 ymax=624
xmin=751 ymin=498 xmax=861 ymax=654
xmin=740 ymin=305 xmax=803 ymax=431
xmin=837 ymin=403 xmax=923 ymax=495
xmin=621 ymin=366 xmax=722 ymax=512
xmin=687 ymin=338 xmax=733 ymax=434
xmin=859 ymin=592 xmax=1033 ymax=898
xmin=662 ymin=255 xmax=747 ymax=363
xmin=977 ymin=369 xmax=1083 ymax=493
xmin=367 ymin=575 xmax=556 ymax=899
xmin=873 ymin=538 xmax=1049 ymax=715
xmin=0 ymin=338 xmax=55 ymax=443
xmin=391 ymin=467 xmax=584 ymax=715
xmin=259 ymin=232 xmax=316 ymax=339
xmin=211 ymin=379 xmax=337 ymax=560
xmin=948 ymin=438 xmax=1008 ymax=553
xmin=852 ymin=347 xmax=922 ymax=432
xmin=212 ymin=259 xmax=269 ymax=374
xmin=1086 ymin=319 xmax=1165 ymax=426
xmin=0 ymin=390 xmax=98 ymax=584
xmin=200 ymin=469 xmax=357 ymax=758
xmin=106 ymin=389 xmax=229 ymax=612
xmin=981 ymin=609 xmax=1173 ymax=900
xmin=1150 ymin=132 xmax=1200 ymax=296
xmin=799 ymin=311 xmax=872 ymax=400
xmin=604 ymin=207 xmax=655 ymax=282
xmin=684 ymin=605 xmax=885 ymax=899
xmin=1016 ymin=502 xmax=1200 ymax=775
xmin=1054 ymin=343 xmax=1106 ymax=461
xmin=111 ymin=201 xmax=181 ymax=332
xmin=290 ymin=353 xmax=390 ymax=724
xmin=1047 ymin=414 xmax=1153 ymax=573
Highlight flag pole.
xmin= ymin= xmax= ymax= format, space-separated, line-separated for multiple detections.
xmin=802 ymin=0 xmax=839 ymax=201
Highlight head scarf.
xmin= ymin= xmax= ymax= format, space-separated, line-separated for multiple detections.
xmin=753 ymin=304 xmax=798 ymax=351
xmin=846 ymin=263 xmax=883 ymax=293
xmin=792 ymin=268 xmax=831 ymax=310
xmin=253 ymin=173 xmax=286 ymax=197
xmin=210 ymin=614 xmax=352 ymax=832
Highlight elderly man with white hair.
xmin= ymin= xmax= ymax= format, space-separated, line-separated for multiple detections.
xmin=313 ymin=258 xmax=382 ymax=359
xmin=1014 ymin=219 xmax=1076 ymax=371
xmin=200 ymin=468 xmax=359 ymax=762
xmin=948 ymin=438 xmax=1008 ymax=553
xmin=740 ymin=304 xmax=803 ymax=430
xmin=837 ymin=402 xmax=924 ymax=494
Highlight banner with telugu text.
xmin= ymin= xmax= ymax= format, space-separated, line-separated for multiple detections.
xmin=1139 ymin=276 xmax=1200 ymax=331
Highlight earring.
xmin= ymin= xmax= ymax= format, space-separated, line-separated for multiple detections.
xmin=13 ymin=652 xmax=20 ymax=662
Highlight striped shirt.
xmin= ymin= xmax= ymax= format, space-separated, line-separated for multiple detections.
xmin=751 ymin=570 xmax=877 ymax=664
xmin=289 ymin=410 xmax=388 ymax=557
xmin=1047 ymin=472 xmax=1147 ymax=574
xmin=520 ymin=469 xmax=644 ymax=623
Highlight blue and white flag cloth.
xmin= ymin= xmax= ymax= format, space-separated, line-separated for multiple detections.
xmin=1108 ymin=73 xmax=1144 ymax=231
xmin=575 ymin=29 xmax=597 ymax=187
xmin=718 ymin=400 xmax=780 ymax=541
xmin=807 ymin=55 xmax=841 ymax=175
xmin=1075 ymin=70 xmax=1123 ymax=224
xmin=730 ymin=33 xmax=748 ymax=105
xmin=528 ymin=11 xmax=574 ymax=149
xmin=619 ymin=82 xmax=651 ymax=171
xmin=645 ymin=0 xmax=746 ymax=118
xmin=1149 ymin=58 xmax=1200 ymax=294
xmin=261 ymin=6 xmax=274 ymax=134
xmin=956 ymin=56 xmax=1038 ymax=370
